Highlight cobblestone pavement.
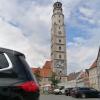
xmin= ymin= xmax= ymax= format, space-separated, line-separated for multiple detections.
xmin=40 ymin=94 xmax=100 ymax=100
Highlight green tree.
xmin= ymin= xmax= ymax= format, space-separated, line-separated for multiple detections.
xmin=49 ymin=72 xmax=60 ymax=89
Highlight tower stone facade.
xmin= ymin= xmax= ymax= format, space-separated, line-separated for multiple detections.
xmin=51 ymin=2 xmax=67 ymax=75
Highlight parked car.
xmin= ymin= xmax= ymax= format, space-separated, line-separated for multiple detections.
xmin=53 ymin=86 xmax=65 ymax=95
xmin=0 ymin=48 xmax=40 ymax=100
xmin=71 ymin=87 xmax=100 ymax=98
xmin=65 ymin=88 xmax=73 ymax=96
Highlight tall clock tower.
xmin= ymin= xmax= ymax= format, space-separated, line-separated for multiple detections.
xmin=51 ymin=2 xmax=67 ymax=75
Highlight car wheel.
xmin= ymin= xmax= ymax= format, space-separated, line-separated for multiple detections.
xmin=98 ymin=93 xmax=100 ymax=98
xmin=73 ymin=94 xmax=77 ymax=98
xmin=59 ymin=92 xmax=62 ymax=95
xmin=81 ymin=93 xmax=86 ymax=98
xmin=65 ymin=93 xmax=68 ymax=96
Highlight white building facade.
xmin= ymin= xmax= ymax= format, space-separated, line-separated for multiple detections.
xmin=97 ymin=48 xmax=100 ymax=90
xmin=89 ymin=66 xmax=98 ymax=90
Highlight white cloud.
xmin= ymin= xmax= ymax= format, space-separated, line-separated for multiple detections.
xmin=67 ymin=37 xmax=99 ymax=73
xmin=78 ymin=3 xmax=100 ymax=26
xmin=0 ymin=0 xmax=99 ymax=74
xmin=0 ymin=18 xmax=47 ymax=67
xmin=79 ymin=7 xmax=94 ymax=18
xmin=66 ymin=0 xmax=100 ymax=73
xmin=0 ymin=0 xmax=82 ymax=69
xmin=0 ymin=0 xmax=52 ymax=67
xmin=67 ymin=24 xmax=100 ymax=73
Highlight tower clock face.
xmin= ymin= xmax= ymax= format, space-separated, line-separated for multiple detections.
xmin=55 ymin=60 xmax=64 ymax=68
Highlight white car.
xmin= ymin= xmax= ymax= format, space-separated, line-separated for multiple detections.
xmin=53 ymin=88 xmax=65 ymax=94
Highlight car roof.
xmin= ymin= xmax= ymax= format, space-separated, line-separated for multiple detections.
xmin=0 ymin=47 xmax=25 ymax=57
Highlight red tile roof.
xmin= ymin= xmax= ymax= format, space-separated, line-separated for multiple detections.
xmin=32 ymin=61 xmax=53 ymax=78
xmin=40 ymin=61 xmax=53 ymax=77
xmin=32 ymin=67 xmax=41 ymax=73
xmin=43 ymin=61 xmax=52 ymax=69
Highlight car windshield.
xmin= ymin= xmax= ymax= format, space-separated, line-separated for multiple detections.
xmin=59 ymin=86 xmax=64 ymax=90
xmin=79 ymin=87 xmax=90 ymax=90
xmin=90 ymin=88 xmax=97 ymax=91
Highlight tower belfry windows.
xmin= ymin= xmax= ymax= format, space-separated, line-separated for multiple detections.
xmin=57 ymin=3 xmax=60 ymax=7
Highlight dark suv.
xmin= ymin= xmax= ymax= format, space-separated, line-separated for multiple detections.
xmin=0 ymin=48 xmax=40 ymax=100
xmin=71 ymin=87 xmax=100 ymax=98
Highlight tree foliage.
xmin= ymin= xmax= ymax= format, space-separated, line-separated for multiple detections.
xmin=49 ymin=72 xmax=60 ymax=88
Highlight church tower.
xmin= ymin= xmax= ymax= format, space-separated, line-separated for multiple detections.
xmin=51 ymin=2 xmax=67 ymax=75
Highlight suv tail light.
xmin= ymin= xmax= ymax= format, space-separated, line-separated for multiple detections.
xmin=17 ymin=81 xmax=39 ymax=92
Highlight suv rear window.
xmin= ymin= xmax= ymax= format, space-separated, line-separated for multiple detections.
xmin=0 ymin=53 xmax=36 ymax=82
xmin=10 ymin=55 xmax=35 ymax=81
xmin=0 ymin=53 xmax=9 ymax=69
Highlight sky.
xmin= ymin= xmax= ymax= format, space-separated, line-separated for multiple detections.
xmin=0 ymin=0 xmax=100 ymax=73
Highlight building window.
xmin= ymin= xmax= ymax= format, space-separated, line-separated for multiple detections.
xmin=59 ymin=15 xmax=60 ymax=17
xmin=59 ymin=39 xmax=61 ymax=43
xmin=59 ymin=55 xmax=61 ymax=58
xmin=54 ymin=22 xmax=56 ymax=25
xmin=57 ymin=3 xmax=60 ymax=7
xmin=59 ymin=20 xmax=60 ymax=23
xmin=59 ymin=46 xmax=61 ymax=50
xmin=59 ymin=26 xmax=60 ymax=29
xmin=58 ymin=31 xmax=61 ymax=34
xmin=51 ymin=52 xmax=53 ymax=56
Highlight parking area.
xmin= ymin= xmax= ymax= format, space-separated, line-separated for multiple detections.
xmin=40 ymin=94 xmax=100 ymax=100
